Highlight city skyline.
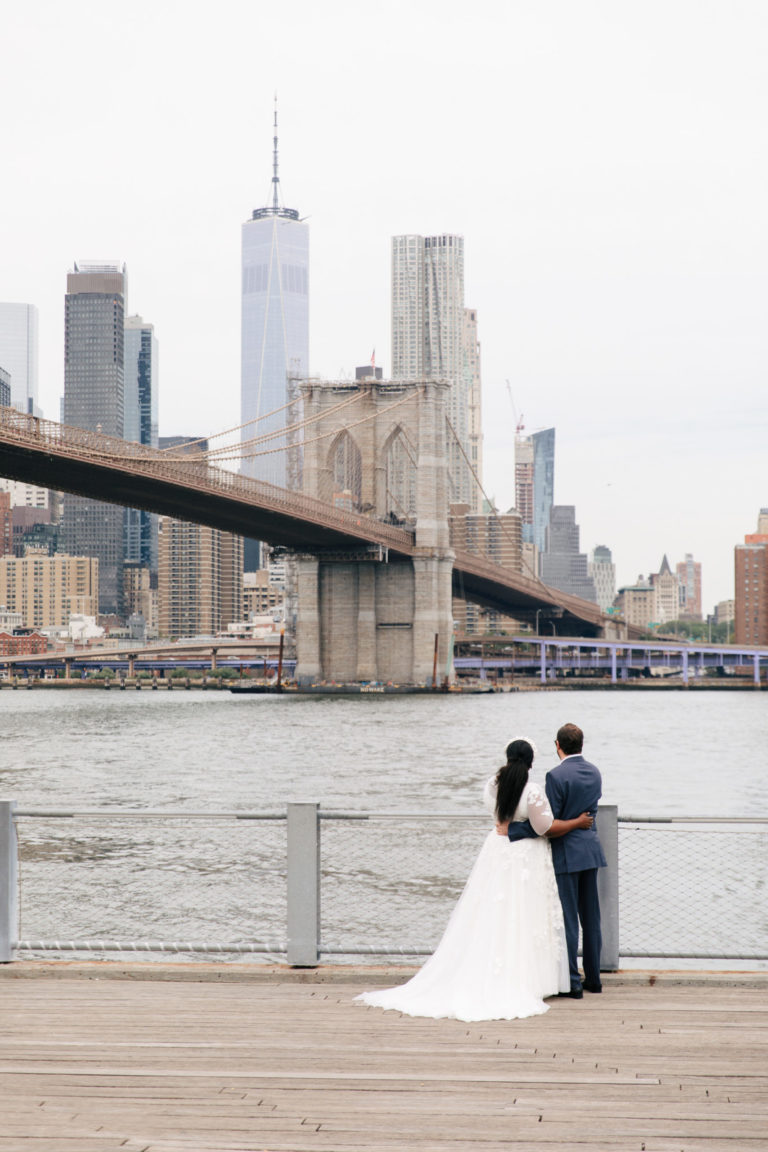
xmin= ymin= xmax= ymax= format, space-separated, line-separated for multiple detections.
xmin=1 ymin=1 xmax=766 ymax=609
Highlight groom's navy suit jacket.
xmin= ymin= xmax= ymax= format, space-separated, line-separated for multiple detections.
xmin=508 ymin=754 xmax=607 ymax=874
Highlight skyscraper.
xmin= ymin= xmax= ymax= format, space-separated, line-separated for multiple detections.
xmin=531 ymin=428 xmax=555 ymax=558
xmin=158 ymin=518 xmax=243 ymax=639
xmin=735 ymin=512 xmax=768 ymax=646
xmin=589 ymin=545 xmax=617 ymax=613
xmin=463 ymin=308 xmax=483 ymax=501
xmin=60 ymin=262 xmax=127 ymax=616
xmin=391 ymin=234 xmax=481 ymax=509
xmin=515 ymin=426 xmax=555 ymax=564
xmin=650 ymin=555 xmax=680 ymax=622
xmin=0 ymin=302 xmax=39 ymax=415
xmin=241 ymin=107 xmax=309 ymax=487
xmin=675 ymin=553 xmax=702 ymax=620
xmin=124 ymin=315 xmax=159 ymax=572
xmin=540 ymin=505 xmax=597 ymax=602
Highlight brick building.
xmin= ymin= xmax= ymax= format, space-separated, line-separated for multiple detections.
xmin=0 ymin=492 xmax=11 ymax=557
xmin=734 ymin=517 xmax=768 ymax=646
xmin=0 ymin=630 xmax=47 ymax=656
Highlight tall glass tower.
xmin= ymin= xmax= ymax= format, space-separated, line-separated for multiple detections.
xmin=61 ymin=262 xmax=127 ymax=616
xmin=391 ymin=234 xmax=481 ymax=508
xmin=124 ymin=315 xmax=159 ymax=572
xmin=0 ymin=302 xmax=39 ymax=415
xmin=531 ymin=427 xmax=555 ymax=558
xmin=241 ymin=107 xmax=309 ymax=488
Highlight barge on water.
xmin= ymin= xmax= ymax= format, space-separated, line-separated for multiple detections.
xmin=229 ymin=681 xmax=502 ymax=696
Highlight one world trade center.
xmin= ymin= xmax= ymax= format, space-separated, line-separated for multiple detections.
xmin=241 ymin=105 xmax=308 ymax=488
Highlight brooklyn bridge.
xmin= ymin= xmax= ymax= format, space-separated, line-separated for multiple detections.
xmin=0 ymin=379 xmax=619 ymax=684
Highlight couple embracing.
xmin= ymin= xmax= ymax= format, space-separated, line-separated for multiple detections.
xmin=358 ymin=723 xmax=606 ymax=1021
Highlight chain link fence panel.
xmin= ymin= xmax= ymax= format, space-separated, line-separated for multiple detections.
xmin=10 ymin=810 xmax=768 ymax=963
xmin=16 ymin=816 xmax=287 ymax=958
xmin=617 ymin=822 xmax=768 ymax=959
xmin=319 ymin=816 xmax=487 ymax=954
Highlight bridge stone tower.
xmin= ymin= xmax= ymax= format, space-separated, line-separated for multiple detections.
xmin=294 ymin=379 xmax=455 ymax=686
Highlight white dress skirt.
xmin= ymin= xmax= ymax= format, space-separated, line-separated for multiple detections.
xmin=356 ymin=779 xmax=570 ymax=1021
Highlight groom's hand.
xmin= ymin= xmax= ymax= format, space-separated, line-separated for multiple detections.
xmin=495 ymin=820 xmax=510 ymax=837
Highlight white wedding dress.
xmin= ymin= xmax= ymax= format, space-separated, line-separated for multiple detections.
xmin=356 ymin=778 xmax=570 ymax=1021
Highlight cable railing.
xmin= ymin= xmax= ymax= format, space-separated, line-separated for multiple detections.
xmin=2 ymin=801 xmax=765 ymax=967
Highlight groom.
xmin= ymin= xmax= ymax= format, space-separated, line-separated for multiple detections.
xmin=497 ymin=722 xmax=607 ymax=998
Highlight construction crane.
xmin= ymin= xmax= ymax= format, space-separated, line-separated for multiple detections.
xmin=505 ymin=380 xmax=526 ymax=435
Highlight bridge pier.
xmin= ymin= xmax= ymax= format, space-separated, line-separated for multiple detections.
xmin=294 ymin=553 xmax=454 ymax=687
xmin=295 ymin=378 xmax=455 ymax=687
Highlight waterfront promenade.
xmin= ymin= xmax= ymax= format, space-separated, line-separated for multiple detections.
xmin=0 ymin=965 xmax=766 ymax=1151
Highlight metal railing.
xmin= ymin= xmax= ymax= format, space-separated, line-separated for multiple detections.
xmin=1 ymin=800 xmax=765 ymax=967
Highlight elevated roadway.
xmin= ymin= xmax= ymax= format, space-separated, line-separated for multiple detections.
xmin=0 ymin=406 xmax=612 ymax=637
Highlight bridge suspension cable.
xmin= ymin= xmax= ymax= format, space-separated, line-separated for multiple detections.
xmin=157 ymin=389 xmax=368 ymax=461
xmin=212 ymin=387 xmax=424 ymax=462
xmin=155 ymin=385 xmax=350 ymax=456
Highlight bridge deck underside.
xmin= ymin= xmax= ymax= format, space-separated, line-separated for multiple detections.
xmin=0 ymin=442 xmax=410 ymax=556
xmin=452 ymin=552 xmax=604 ymax=636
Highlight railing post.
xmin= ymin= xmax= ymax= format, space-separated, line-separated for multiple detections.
xmin=286 ymin=802 xmax=320 ymax=966
xmin=0 ymin=800 xmax=18 ymax=963
xmin=597 ymin=803 xmax=619 ymax=971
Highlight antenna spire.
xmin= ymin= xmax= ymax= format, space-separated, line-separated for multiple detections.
xmin=272 ymin=93 xmax=280 ymax=212
xmin=250 ymin=97 xmax=299 ymax=221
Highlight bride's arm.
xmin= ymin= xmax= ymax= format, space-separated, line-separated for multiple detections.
xmin=497 ymin=784 xmax=549 ymax=839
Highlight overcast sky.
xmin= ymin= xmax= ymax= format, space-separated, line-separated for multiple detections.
xmin=2 ymin=0 xmax=766 ymax=609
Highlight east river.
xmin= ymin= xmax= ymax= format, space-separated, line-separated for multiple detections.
xmin=2 ymin=688 xmax=767 ymax=966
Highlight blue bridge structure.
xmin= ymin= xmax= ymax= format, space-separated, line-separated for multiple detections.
xmin=455 ymin=636 xmax=768 ymax=686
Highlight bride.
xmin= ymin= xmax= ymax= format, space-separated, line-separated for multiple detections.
xmin=356 ymin=738 xmax=593 ymax=1022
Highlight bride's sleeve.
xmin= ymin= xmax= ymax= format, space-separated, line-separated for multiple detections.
xmin=526 ymin=784 xmax=554 ymax=835
xmin=482 ymin=776 xmax=497 ymax=815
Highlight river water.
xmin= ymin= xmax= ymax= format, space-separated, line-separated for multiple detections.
xmin=2 ymin=688 xmax=767 ymax=965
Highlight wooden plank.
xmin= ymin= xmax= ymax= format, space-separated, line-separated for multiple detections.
xmin=0 ymin=976 xmax=765 ymax=1151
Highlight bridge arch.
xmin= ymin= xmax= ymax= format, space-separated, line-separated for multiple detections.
xmin=381 ymin=424 xmax=417 ymax=524
xmin=325 ymin=429 xmax=362 ymax=511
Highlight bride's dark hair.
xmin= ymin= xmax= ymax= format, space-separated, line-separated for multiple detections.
xmin=495 ymin=739 xmax=535 ymax=822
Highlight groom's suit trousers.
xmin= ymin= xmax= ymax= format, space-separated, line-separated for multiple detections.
xmin=556 ymin=867 xmax=602 ymax=988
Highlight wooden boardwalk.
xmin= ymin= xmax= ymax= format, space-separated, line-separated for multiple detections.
xmin=0 ymin=968 xmax=766 ymax=1152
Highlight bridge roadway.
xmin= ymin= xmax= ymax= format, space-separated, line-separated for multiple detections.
xmin=0 ymin=406 xmax=607 ymax=636
xmin=0 ymin=966 xmax=765 ymax=1151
